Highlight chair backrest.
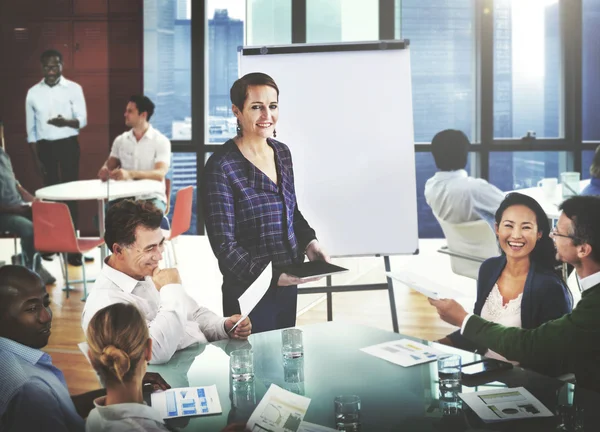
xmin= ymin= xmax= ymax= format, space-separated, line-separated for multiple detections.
xmin=169 ymin=186 xmax=194 ymax=239
xmin=32 ymin=201 xmax=80 ymax=253
xmin=437 ymin=218 xmax=500 ymax=279
xmin=164 ymin=178 xmax=172 ymax=216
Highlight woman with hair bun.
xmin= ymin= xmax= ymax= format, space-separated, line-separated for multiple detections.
xmin=85 ymin=303 xmax=167 ymax=432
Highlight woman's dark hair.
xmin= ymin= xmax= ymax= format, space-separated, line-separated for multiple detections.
xmin=230 ymin=72 xmax=279 ymax=110
xmin=495 ymin=192 xmax=558 ymax=272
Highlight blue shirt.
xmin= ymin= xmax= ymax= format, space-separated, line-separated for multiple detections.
xmin=0 ymin=337 xmax=85 ymax=432
xmin=203 ymin=139 xmax=316 ymax=296
xmin=26 ymin=77 xmax=87 ymax=143
xmin=0 ymin=148 xmax=23 ymax=207
xmin=581 ymin=177 xmax=600 ymax=196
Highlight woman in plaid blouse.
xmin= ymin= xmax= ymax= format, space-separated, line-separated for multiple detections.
xmin=203 ymin=73 xmax=330 ymax=333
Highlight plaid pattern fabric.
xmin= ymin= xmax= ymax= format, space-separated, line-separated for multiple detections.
xmin=203 ymin=139 xmax=316 ymax=289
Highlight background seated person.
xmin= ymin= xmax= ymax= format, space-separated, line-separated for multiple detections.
xmin=97 ymin=95 xmax=170 ymax=212
xmin=425 ymin=129 xmax=505 ymax=227
xmin=437 ymin=193 xmax=573 ymax=377
xmin=0 ymin=144 xmax=55 ymax=284
xmin=81 ymin=200 xmax=251 ymax=364
xmin=582 ymin=145 xmax=600 ymax=196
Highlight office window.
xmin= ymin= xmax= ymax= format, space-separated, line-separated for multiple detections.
xmin=144 ymin=0 xmax=191 ymax=140
xmin=306 ymin=0 xmax=378 ymax=43
xmin=247 ymin=0 xmax=292 ymax=46
xmin=583 ymin=0 xmax=600 ymax=141
xmin=207 ymin=0 xmax=245 ymax=144
xmin=401 ymin=0 xmax=475 ymax=143
xmin=582 ymin=149 xmax=597 ymax=180
xmin=166 ymin=153 xmax=198 ymax=234
xmin=493 ymin=0 xmax=562 ymax=139
xmin=489 ymin=151 xmax=568 ymax=191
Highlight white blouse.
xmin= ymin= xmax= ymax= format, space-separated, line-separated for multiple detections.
xmin=480 ymin=284 xmax=522 ymax=365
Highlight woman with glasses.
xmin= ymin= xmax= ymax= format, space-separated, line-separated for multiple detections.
xmin=437 ymin=192 xmax=572 ymax=376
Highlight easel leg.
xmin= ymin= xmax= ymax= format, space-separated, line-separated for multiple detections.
xmin=326 ymin=275 xmax=333 ymax=321
xmin=384 ymin=256 xmax=399 ymax=333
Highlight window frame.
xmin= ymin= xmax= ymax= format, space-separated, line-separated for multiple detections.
xmin=180 ymin=0 xmax=594 ymax=235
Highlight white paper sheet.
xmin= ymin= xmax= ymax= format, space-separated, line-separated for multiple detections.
xmin=386 ymin=271 xmax=463 ymax=300
xmin=360 ymin=338 xmax=445 ymax=367
xmin=459 ymin=387 xmax=554 ymax=423
xmin=151 ymin=385 xmax=222 ymax=419
xmin=246 ymin=384 xmax=311 ymax=432
xmin=229 ymin=262 xmax=273 ymax=333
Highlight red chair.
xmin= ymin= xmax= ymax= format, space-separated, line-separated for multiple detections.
xmin=32 ymin=201 xmax=104 ymax=300
xmin=162 ymin=186 xmax=193 ymax=266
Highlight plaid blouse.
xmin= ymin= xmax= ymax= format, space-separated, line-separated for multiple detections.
xmin=203 ymin=138 xmax=316 ymax=295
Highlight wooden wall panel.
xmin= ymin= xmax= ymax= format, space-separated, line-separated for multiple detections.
xmin=2 ymin=22 xmax=73 ymax=75
xmin=108 ymin=0 xmax=143 ymax=15
xmin=0 ymin=76 xmax=41 ymax=132
xmin=108 ymin=20 xmax=143 ymax=70
xmin=0 ymin=0 xmax=72 ymax=19
xmin=73 ymin=0 xmax=108 ymax=16
xmin=73 ymin=21 xmax=108 ymax=71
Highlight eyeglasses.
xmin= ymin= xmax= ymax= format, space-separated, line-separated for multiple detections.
xmin=549 ymin=229 xmax=577 ymax=241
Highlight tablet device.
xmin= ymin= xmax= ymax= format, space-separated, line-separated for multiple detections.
xmin=280 ymin=261 xmax=349 ymax=280
xmin=461 ymin=358 xmax=513 ymax=377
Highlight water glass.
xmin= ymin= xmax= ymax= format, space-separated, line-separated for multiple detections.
xmin=230 ymin=349 xmax=254 ymax=382
xmin=438 ymin=354 xmax=461 ymax=395
xmin=334 ymin=395 xmax=361 ymax=431
xmin=561 ymin=172 xmax=581 ymax=198
xmin=283 ymin=356 xmax=305 ymax=383
xmin=232 ymin=379 xmax=256 ymax=409
xmin=282 ymin=328 xmax=304 ymax=359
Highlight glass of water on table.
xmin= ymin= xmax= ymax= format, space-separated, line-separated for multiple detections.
xmin=230 ymin=349 xmax=254 ymax=382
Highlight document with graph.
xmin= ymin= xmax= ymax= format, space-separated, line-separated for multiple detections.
xmin=151 ymin=385 xmax=222 ymax=419
xmin=246 ymin=384 xmax=311 ymax=432
xmin=360 ymin=338 xmax=445 ymax=367
xmin=459 ymin=387 xmax=553 ymax=423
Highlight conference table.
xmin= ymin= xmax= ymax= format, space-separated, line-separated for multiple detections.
xmin=512 ymin=179 xmax=590 ymax=220
xmin=147 ymin=322 xmax=600 ymax=431
xmin=36 ymin=178 xmax=164 ymax=260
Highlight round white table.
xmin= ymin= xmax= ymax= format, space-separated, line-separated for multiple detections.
xmin=36 ymin=179 xmax=164 ymax=260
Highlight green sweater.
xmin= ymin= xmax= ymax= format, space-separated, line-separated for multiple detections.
xmin=464 ymin=283 xmax=600 ymax=393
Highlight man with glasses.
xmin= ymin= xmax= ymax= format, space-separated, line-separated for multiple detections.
xmin=81 ymin=200 xmax=252 ymax=364
xmin=26 ymin=49 xmax=88 ymax=267
xmin=430 ymin=195 xmax=600 ymax=393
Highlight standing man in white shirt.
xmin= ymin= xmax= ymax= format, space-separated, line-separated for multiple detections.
xmin=26 ymin=49 xmax=88 ymax=267
xmin=97 ymin=95 xmax=170 ymax=212
xmin=81 ymin=199 xmax=252 ymax=364
xmin=424 ymin=129 xmax=505 ymax=227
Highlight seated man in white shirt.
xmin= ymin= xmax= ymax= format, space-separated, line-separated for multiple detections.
xmin=81 ymin=200 xmax=252 ymax=364
xmin=97 ymin=95 xmax=170 ymax=212
xmin=425 ymin=129 xmax=505 ymax=227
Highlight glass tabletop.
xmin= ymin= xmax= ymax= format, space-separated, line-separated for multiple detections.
xmin=148 ymin=321 xmax=599 ymax=431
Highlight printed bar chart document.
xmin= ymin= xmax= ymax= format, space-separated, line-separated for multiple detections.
xmin=151 ymin=385 xmax=222 ymax=419
xmin=361 ymin=339 xmax=445 ymax=367
xmin=459 ymin=387 xmax=553 ymax=423
xmin=247 ymin=384 xmax=311 ymax=432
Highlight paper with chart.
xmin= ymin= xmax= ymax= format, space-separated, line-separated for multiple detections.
xmin=151 ymin=385 xmax=222 ymax=419
xmin=229 ymin=262 xmax=273 ymax=333
xmin=360 ymin=338 xmax=445 ymax=367
xmin=459 ymin=387 xmax=553 ymax=423
xmin=386 ymin=271 xmax=463 ymax=300
xmin=246 ymin=384 xmax=311 ymax=432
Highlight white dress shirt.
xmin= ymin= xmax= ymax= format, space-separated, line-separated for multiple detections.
xmin=26 ymin=77 xmax=87 ymax=143
xmin=109 ymin=125 xmax=171 ymax=202
xmin=578 ymin=270 xmax=600 ymax=293
xmin=425 ymin=169 xmax=505 ymax=225
xmin=86 ymin=396 xmax=168 ymax=432
xmin=81 ymin=261 xmax=228 ymax=364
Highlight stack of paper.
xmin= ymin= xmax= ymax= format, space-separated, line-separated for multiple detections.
xmin=459 ymin=387 xmax=554 ymax=423
xmin=247 ymin=384 xmax=311 ymax=432
xmin=386 ymin=271 xmax=463 ymax=300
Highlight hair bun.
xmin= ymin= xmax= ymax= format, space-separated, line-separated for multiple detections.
xmin=100 ymin=345 xmax=131 ymax=381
